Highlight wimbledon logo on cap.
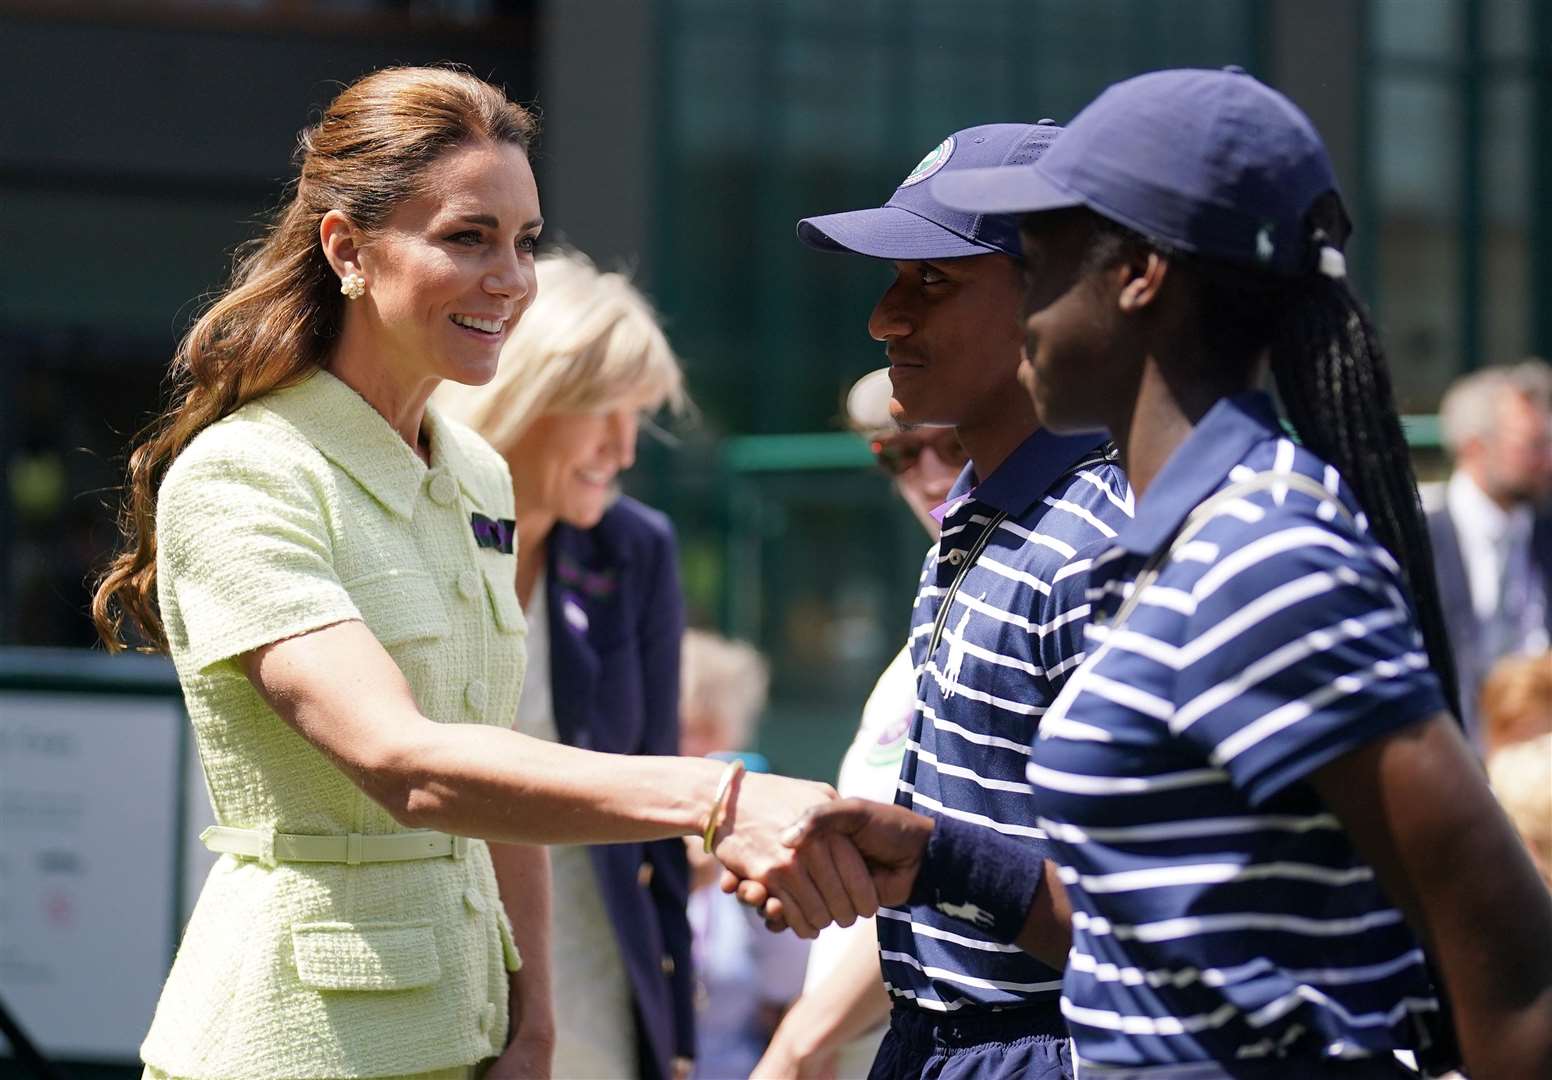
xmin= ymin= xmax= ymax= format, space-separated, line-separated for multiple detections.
xmin=899 ymin=135 xmax=955 ymax=187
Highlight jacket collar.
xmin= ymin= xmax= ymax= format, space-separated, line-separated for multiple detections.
xmin=943 ymin=427 xmax=1107 ymax=520
xmin=261 ymin=368 xmax=481 ymax=519
xmin=1114 ymin=390 xmax=1282 ymax=556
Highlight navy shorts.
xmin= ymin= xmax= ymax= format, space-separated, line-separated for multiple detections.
xmin=1063 ymin=1056 xmax=1419 ymax=1079
xmin=867 ymin=1003 xmax=1072 ymax=1080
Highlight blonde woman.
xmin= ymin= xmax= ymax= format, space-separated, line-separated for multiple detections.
xmin=435 ymin=251 xmax=696 ymax=1080
xmin=93 ymin=69 xmax=872 ymax=1080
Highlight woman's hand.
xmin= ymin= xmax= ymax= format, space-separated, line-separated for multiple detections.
xmin=752 ymin=913 xmax=890 ymax=1080
xmin=750 ymin=1032 xmax=837 ymax=1080
xmin=732 ymin=799 xmax=932 ymax=936
xmin=487 ymin=843 xmax=555 ymax=1080
xmin=488 ymin=958 xmax=555 ymax=1080
xmin=711 ymin=772 xmax=879 ymax=938
xmin=488 ymin=1027 xmax=555 ymax=1080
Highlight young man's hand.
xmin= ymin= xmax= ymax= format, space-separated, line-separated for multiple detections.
xmin=711 ymin=774 xmax=880 ymax=938
xmin=728 ymin=799 xmax=935 ymax=931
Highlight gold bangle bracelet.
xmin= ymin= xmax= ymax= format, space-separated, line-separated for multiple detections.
xmin=701 ymin=757 xmax=746 ymax=854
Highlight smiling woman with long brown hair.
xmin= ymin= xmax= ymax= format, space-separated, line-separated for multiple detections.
xmin=93 ymin=66 xmax=868 ymax=1080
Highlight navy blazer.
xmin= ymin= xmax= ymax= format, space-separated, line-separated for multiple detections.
xmin=545 ymin=495 xmax=692 ymax=1080
xmin=1426 ymin=499 xmax=1552 ymax=743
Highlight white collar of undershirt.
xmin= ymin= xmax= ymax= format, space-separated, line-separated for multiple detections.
xmin=1448 ymin=469 xmax=1531 ymax=546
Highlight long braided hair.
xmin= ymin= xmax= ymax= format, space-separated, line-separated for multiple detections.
xmin=1265 ymin=198 xmax=1462 ymax=720
xmin=1083 ymin=197 xmax=1462 ymax=721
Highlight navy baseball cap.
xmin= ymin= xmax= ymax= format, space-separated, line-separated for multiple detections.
xmin=933 ymin=69 xmax=1344 ymax=276
xmin=797 ymin=122 xmax=1061 ymax=260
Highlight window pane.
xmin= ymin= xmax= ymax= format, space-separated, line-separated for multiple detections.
xmin=1373 ymin=76 xmax=1462 ymax=407
xmin=1483 ymin=76 xmax=1531 ymax=368
xmin=1485 ymin=0 xmax=1532 ymax=61
xmin=1376 ymin=77 xmax=1460 ymax=215
xmin=1372 ymin=0 xmax=1461 ymax=62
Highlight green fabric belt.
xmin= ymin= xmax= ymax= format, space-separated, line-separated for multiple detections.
xmin=200 ymin=825 xmax=469 ymax=865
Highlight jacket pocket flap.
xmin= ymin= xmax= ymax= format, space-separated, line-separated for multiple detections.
xmin=496 ymin=908 xmax=523 ymax=972
xmin=292 ymin=920 xmax=441 ymax=991
xmin=480 ymin=558 xmax=527 ymax=636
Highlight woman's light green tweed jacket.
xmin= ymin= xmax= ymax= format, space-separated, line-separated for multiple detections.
xmin=141 ymin=370 xmax=528 ymax=1078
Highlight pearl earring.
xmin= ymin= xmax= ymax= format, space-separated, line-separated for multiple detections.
xmin=339 ymin=271 xmax=366 ymax=300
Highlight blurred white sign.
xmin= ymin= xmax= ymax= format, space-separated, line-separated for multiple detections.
xmin=0 ymin=692 xmax=183 ymax=1061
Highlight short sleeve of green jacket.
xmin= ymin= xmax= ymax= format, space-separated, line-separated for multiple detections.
xmin=158 ymin=419 xmax=361 ymax=673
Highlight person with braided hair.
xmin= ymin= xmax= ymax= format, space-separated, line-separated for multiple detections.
xmin=777 ymin=68 xmax=1552 ymax=1079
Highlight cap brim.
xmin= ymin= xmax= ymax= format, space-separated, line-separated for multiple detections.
xmin=796 ymin=206 xmax=996 ymax=260
xmin=932 ymin=164 xmax=1083 ymax=216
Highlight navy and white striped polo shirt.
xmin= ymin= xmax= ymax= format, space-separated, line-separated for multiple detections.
xmin=1029 ymin=392 xmax=1447 ymax=1072
xmin=882 ymin=427 xmax=1133 ymax=1013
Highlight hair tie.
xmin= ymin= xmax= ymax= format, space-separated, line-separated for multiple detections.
xmin=1317 ymin=245 xmax=1347 ymax=280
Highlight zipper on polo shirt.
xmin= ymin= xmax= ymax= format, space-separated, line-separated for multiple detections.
xmin=926 ymin=508 xmax=1009 ymax=661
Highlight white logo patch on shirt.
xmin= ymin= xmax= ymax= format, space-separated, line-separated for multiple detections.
xmin=941 ymin=607 xmax=975 ymax=696
xmin=935 ymin=899 xmax=995 ymax=930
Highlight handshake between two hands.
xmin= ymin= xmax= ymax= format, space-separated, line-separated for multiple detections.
xmin=708 ymin=772 xmax=936 ymax=939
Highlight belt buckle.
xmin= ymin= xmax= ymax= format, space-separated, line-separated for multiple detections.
xmin=258 ymin=828 xmax=279 ymax=869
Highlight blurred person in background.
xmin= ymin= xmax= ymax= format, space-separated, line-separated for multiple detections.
xmin=92 ymin=66 xmax=863 ymax=1080
xmin=678 ymin=629 xmax=812 ymax=1080
xmin=1488 ymin=732 xmax=1552 ymax=891
xmin=1428 ymin=359 xmax=1552 ymax=744
xmin=1478 ymin=650 xmax=1552 ymax=762
xmin=760 ymin=121 xmax=1134 ymax=1080
xmin=434 ymin=249 xmax=696 ymax=1080
xmin=753 ymin=369 xmax=964 ymax=1079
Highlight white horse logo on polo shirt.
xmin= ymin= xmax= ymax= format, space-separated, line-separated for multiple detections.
xmin=941 ymin=605 xmax=975 ymax=697
xmin=935 ymin=899 xmax=995 ymax=930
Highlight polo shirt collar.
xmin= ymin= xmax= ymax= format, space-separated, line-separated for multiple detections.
xmin=943 ymin=427 xmax=1107 ymax=519
xmin=1115 ymin=390 xmax=1282 ymax=556
xmin=264 ymin=368 xmax=431 ymax=520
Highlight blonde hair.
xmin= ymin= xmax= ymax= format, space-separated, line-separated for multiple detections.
xmin=1489 ymin=732 xmax=1552 ymax=890
xmin=434 ymin=248 xmax=687 ymax=453
xmin=93 ymin=66 xmax=536 ymax=651
xmin=680 ymin=629 xmax=770 ymax=752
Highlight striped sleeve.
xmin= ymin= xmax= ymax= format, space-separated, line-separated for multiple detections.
xmin=1173 ymin=516 xmax=1447 ymax=805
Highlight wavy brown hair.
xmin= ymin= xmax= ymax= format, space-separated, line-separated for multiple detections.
xmin=93 ymin=66 xmax=537 ymax=652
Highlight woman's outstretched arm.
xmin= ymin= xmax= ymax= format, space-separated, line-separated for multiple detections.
xmin=750 ymin=914 xmax=892 ymax=1079
xmin=240 ymin=617 xmax=878 ymax=937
